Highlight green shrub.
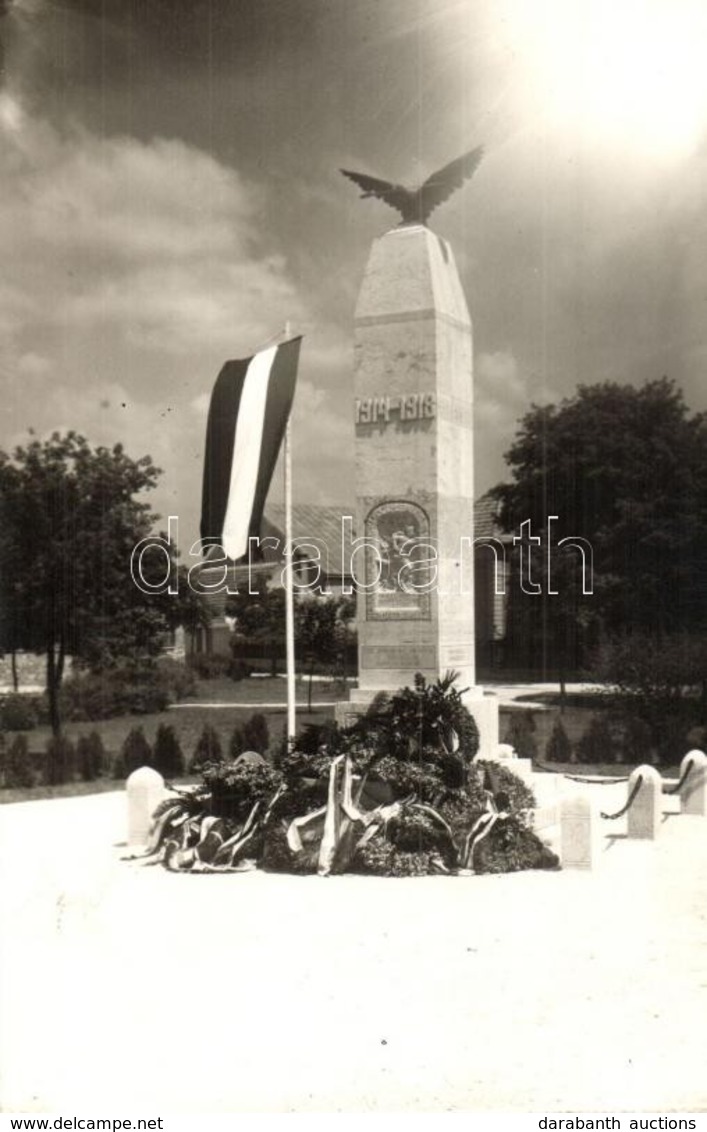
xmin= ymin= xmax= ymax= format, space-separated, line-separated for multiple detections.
xmin=228 ymin=659 xmax=252 ymax=682
xmin=619 ymin=714 xmax=654 ymax=765
xmin=290 ymin=719 xmax=344 ymax=757
xmin=655 ymin=715 xmax=694 ymax=767
xmin=273 ymin=724 xmax=290 ymax=766
xmin=243 ymin=712 xmax=269 ymax=755
xmin=155 ymin=658 xmax=197 ymax=702
xmin=3 ymin=734 xmax=35 ymax=788
xmin=44 ymin=735 xmax=77 ymax=786
xmin=591 ymin=632 xmax=705 ymax=734
xmin=60 ymin=660 xmax=195 ymax=723
xmin=187 ymin=653 xmax=232 ymax=680
xmin=114 ymin=727 xmax=153 ymax=779
xmin=61 ymin=668 xmax=167 ymax=721
xmin=576 ymin=715 xmax=614 ymax=764
xmin=545 ymin=718 xmax=572 ymax=763
xmin=61 ymin=673 xmax=114 ymax=721
xmin=76 ymin=731 xmax=106 ymax=781
xmin=229 ymin=726 xmax=245 ymax=760
xmin=503 ymin=710 xmax=539 ymax=760
xmin=0 ymin=693 xmax=40 ymax=731
xmin=153 ymin=724 xmax=185 ymax=778
xmin=189 ymin=724 xmax=223 ymax=773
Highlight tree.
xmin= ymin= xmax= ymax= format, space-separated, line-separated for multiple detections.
xmin=0 ymin=431 xmax=208 ymax=745
xmin=226 ymin=579 xmax=285 ymax=676
xmin=330 ymin=594 xmax=356 ymax=686
xmin=227 ymin=581 xmax=356 ymax=701
xmin=492 ymin=379 xmax=707 ymax=680
xmin=592 ymin=631 xmax=707 ymax=749
xmin=295 ymin=595 xmax=352 ymax=712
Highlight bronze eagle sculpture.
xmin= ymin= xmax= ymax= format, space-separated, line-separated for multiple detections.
xmin=340 ymin=145 xmax=483 ymax=226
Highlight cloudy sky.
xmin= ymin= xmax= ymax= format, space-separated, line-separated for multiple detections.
xmin=1 ymin=0 xmax=706 ymax=552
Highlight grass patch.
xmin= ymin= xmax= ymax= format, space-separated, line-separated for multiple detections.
xmin=513 ymin=691 xmax=613 ymax=710
xmin=532 ymin=761 xmax=680 ymax=780
xmin=0 ymin=676 xmax=339 ymax=803
xmin=1 ymin=704 xmax=333 ymax=767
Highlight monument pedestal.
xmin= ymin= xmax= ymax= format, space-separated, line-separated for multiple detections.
xmin=338 ymin=222 xmax=499 ymax=760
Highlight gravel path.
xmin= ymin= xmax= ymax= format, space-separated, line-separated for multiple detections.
xmin=1 ymin=786 xmax=705 ymax=1113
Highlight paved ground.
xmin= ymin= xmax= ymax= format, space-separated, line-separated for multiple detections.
xmin=1 ymin=782 xmax=706 ymax=1113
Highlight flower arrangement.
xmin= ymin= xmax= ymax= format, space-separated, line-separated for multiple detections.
xmin=128 ymin=673 xmax=559 ymax=877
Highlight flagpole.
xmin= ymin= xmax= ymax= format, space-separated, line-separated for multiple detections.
xmin=284 ymin=322 xmax=296 ymax=747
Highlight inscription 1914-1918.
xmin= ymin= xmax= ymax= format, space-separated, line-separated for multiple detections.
xmin=355 ymin=392 xmax=436 ymax=426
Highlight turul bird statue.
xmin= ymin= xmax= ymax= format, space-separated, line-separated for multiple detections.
xmin=340 ymin=145 xmax=483 ymax=226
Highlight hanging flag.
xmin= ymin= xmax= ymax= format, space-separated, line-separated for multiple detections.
xmin=200 ymin=336 xmax=302 ymax=560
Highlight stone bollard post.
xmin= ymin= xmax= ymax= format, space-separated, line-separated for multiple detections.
xmin=679 ymin=749 xmax=707 ymax=816
xmin=127 ymin=766 xmax=166 ymax=849
xmin=559 ymin=794 xmax=596 ymax=870
xmin=627 ymin=764 xmax=662 ymax=840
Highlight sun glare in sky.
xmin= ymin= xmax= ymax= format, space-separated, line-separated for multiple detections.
xmin=502 ymin=0 xmax=707 ymax=159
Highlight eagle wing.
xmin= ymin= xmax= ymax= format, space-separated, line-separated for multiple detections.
xmin=340 ymin=168 xmax=414 ymax=219
xmin=418 ymin=145 xmax=484 ymax=221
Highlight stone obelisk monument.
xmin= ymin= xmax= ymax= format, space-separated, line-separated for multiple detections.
xmin=345 ymin=221 xmax=499 ymax=758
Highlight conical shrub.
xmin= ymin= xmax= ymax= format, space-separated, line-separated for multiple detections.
xmin=153 ymin=723 xmax=185 ymax=778
xmin=77 ymin=731 xmax=106 ymax=781
xmin=189 ymin=724 xmax=223 ymax=773
xmin=545 ymin=718 xmax=572 ymax=763
xmin=114 ymin=727 xmax=153 ymax=779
